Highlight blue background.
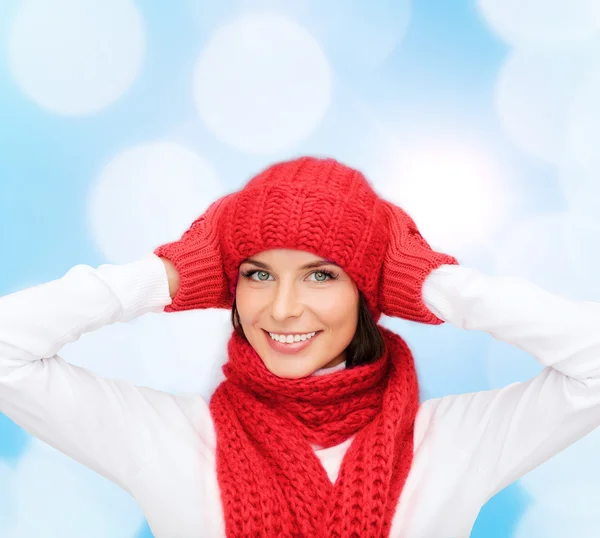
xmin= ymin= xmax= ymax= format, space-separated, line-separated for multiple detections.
xmin=1 ymin=0 xmax=600 ymax=536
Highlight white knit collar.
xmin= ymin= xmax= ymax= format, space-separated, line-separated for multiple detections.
xmin=311 ymin=360 xmax=347 ymax=377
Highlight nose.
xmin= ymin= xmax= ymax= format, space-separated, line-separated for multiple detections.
xmin=269 ymin=281 xmax=304 ymax=321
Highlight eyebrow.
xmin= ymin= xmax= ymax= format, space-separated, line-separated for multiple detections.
xmin=242 ymin=258 xmax=340 ymax=271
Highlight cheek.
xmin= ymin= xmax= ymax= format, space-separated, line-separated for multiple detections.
xmin=314 ymin=290 xmax=359 ymax=327
xmin=235 ymin=286 xmax=249 ymax=320
xmin=235 ymin=286 xmax=266 ymax=324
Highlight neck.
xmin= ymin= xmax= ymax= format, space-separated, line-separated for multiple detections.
xmin=312 ymin=360 xmax=347 ymax=377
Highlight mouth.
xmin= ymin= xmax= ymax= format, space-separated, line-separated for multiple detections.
xmin=262 ymin=329 xmax=323 ymax=355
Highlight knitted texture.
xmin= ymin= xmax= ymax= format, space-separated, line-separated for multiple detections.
xmin=378 ymin=199 xmax=458 ymax=323
xmin=154 ymin=193 xmax=234 ymax=311
xmin=154 ymin=156 xmax=457 ymax=322
xmin=209 ymin=324 xmax=419 ymax=537
xmin=219 ymin=157 xmax=386 ymax=322
xmin=153 ymin=155 xmax=459 ymax=536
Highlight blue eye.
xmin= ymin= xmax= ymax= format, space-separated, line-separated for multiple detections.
xmin=311 ymin=271 xmax=335 ymax=282
xmin=240 ymin=269 xmax=338 ymax=282
xmin=245 ymin=270 xmax=271 ymax=281
xmin=240 ymin=270 xmax=270 ymax=281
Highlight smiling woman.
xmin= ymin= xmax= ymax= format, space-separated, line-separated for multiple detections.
xmin=230 ymin=249 xmax=385 ymax=378
xmin=5 ymin=155 xmax=600 ymax=538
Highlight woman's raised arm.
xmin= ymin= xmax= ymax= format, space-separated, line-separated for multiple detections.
xmin=418 ymin=264 xmax=600 ymax=503
xmin=0 ymin=254 xmax=211 ymax=492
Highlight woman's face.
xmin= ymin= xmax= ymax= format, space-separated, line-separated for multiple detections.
xmin=236 ymin=249 xmax=359 ymax=379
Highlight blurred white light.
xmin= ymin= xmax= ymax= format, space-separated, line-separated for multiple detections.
xmin=129 ymin=309 xmax=230 ymax=397
xmin=81 ymin=140 xmax=234 ymax=434
xmin=485 ymin=338 xmax=543 ymax=390
xmin=59 ymin=319 xmax=151 ymax=386
xmin=566 ymin=183 xmax=600 ymax=220
xmin=0 ymin=461 xmax=16 ymax=536
xmin=567 ymin=68 xmax=600 ymax=171
xmin=557 ymin=68 xmax=600 ymax=221
xmin=185 ymin=0 xmax=411 ymax=71
xmin=379 ymin=145 xmax=507 ymax=252
xmin=8 ymin=0 xmax=145 ymax=115
xmin=515 ymin=484 xmax=600 ymax=538
xmin=558 ymin=153 xmax=600 ymax=222
xmin=61 ymin=308 xmax=231 ymax=398
xmin=183 ymin=0 xmax=235 ymax=33
xmin=88 ymin=142 xmax=225 ymax=265
xmin=493 ymin=212 xmax=600 ymax=301
xmin=478 ymin=0 xmax=600 ymax=46
xmin=303 ymin=0 xmax=411 ymax=71
xmin=495 ymin=44 xmax=600 ymax=164
xmin=9 ymin=440 xmax=143 ymax=538
xmin=193 ymin=14 xmax=333 ymax=154
xmin=519 ymin=428 xmax=600 ymax=499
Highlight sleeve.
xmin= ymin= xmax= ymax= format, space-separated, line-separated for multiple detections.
xmin=0 ymin=254 xmax=211 ymax=493
xmin=420 ymin=264 xmax=600 ymax=501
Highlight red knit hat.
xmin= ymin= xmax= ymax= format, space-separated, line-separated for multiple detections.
xmin=155 ymin=155 xmax=458 ymax=324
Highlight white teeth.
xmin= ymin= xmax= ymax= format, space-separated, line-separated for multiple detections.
xmin=268 ymin=331 xmax=317 ymax=343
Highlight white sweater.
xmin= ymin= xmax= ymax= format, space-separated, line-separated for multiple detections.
xmin=1 ymin=254 xmax=600 ymax=538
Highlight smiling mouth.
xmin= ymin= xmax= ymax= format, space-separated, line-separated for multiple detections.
xmin=262 ymin=329 xmax=322 ymax=339
xmin=262 ymin=329 xmax=323 ymax=352
xmin=262 ymin=329 xmax=321 ymax=336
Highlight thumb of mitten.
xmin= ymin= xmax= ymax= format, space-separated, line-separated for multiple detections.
xmin=378 ymin=200 xmax=458 ymax=324
xmin=154 ymin=194 xmax=233 ymax=312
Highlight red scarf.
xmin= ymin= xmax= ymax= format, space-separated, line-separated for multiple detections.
xmin=209 ymin=325 xmax=419 ymax=537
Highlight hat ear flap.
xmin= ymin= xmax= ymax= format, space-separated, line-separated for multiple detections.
xmin=377 ymin=200 xmax=458 ymax=324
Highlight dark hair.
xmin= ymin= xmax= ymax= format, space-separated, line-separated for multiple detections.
xmin=230 ymin=290 xmax=386 ymax=368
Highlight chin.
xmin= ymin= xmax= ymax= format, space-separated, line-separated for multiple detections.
xmin=261 ymin=356 xmax=318 ymax=379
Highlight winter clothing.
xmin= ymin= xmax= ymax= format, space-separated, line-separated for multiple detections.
xmin=3 ymin=257 xmax=600 ymax=537
xmin=155 ymin=156 xmax=457 ymax=536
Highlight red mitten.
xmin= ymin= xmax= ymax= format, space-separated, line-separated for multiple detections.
xmin=154 ymin=194 xmax=233 ymax=312
xmin=378 ymin=200 xmax=459 ymax=324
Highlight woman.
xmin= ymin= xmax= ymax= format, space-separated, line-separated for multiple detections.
xmin=1 ymin=155 xmax=600 ymax=538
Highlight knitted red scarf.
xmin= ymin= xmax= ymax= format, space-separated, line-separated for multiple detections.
xmin=209 ymin=324 xmax=420 ymax=537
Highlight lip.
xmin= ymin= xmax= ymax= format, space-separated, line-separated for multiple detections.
xmin=263 ymin=329 xmax=322 ymax=355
